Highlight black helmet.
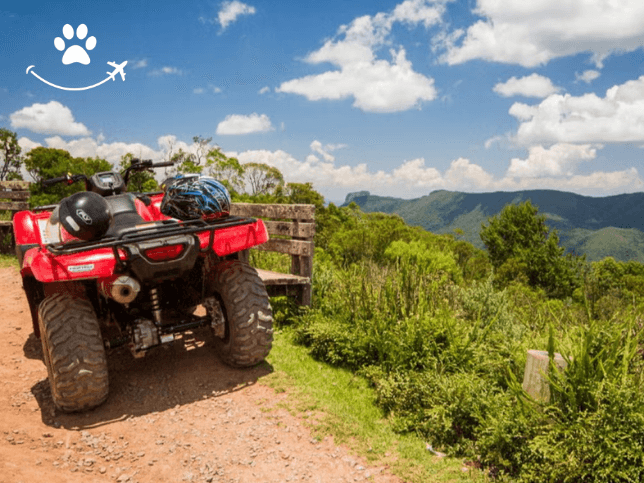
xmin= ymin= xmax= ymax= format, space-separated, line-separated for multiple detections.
xmin=57 ymin=191 xmax=113 ymax=240
xmin=160 ymin=175 xmax=231 ymax=221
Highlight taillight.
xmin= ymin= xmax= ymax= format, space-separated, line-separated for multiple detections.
xmin=145 ymin=244 xmax=184 ymax=261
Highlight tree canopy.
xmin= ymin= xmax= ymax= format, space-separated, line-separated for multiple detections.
xmin=480 ymin=200 xmax=581 ymax=297
xmin=25 ymin=147 xmax=112 ymax=207
xmin=0 ymin=128 xmax=23 ymax=181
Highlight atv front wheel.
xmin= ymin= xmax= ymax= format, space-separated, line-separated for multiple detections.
xmin=208 ymin=260 xmax=273 ymax=367
xmin=38 ymin=292 xmax=109 ymax=412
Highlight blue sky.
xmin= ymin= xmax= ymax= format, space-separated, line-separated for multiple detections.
xmin=3 ymin=0 xmax=644 ymax=203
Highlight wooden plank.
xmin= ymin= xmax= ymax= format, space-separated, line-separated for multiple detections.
xmin=0 ymin=191 xmax=30 ymax=200
xmin=254 ymin=238 xmax=313 ymax=257
xmin=0 ymin=221 xmax=12 ymax=227
xmin=256 ymin=268 xmax=310 ymax=285
xmin=0 ymin=181 xmax=30 ymax=190
xmin=263 ymin=220 xmax=315 ymax=238
xmin=0 ymin=201 xmax=28 ymax=211
xmin=231 ymin=203 xmax=315 ymax=221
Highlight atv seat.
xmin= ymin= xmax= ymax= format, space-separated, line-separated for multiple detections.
xmin=105 ymin=194 xmax=146 ymax=238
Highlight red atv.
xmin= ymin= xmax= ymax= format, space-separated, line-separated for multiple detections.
xmin=13 ymin=159 xmax=273 ymax=412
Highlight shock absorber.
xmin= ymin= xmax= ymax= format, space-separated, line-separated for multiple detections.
xmin=149 ymin=287 xmax=162 ymax=325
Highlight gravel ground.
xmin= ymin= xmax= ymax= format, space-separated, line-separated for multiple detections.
xmin=0 ymin=267 xmax=402 ymax=483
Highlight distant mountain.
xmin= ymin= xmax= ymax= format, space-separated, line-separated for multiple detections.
xmin=342 ymin=190 xmax=644 ymax=262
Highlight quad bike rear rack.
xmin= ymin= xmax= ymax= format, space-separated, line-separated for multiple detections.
xmin=46 ymin=216 xmax=256 ymax=258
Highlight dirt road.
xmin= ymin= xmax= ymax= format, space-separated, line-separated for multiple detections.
xmin=0 ymin=267 xmax=401 ymax=483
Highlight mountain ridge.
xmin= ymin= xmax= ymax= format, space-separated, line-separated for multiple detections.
xmin=342 ymin=189 xmax=644 ymax=262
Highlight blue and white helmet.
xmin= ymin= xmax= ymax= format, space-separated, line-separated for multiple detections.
xmin=160 ymin=175 xmax=231 ymax=220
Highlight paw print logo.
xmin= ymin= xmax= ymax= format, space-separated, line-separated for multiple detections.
xmin=54 ymin=24 xmax=97 ymax=65
xmin=26 ymin=23 xmax=127 ymax=90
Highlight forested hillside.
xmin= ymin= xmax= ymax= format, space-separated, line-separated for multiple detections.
xmin=343 ymin=189 xmax=644 ymax=262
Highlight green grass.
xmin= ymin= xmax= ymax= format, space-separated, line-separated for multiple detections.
xmin=0 ymin=253 xmax=18 ymax=268
xmin=263 ymin=328 xmax=486 ymax=483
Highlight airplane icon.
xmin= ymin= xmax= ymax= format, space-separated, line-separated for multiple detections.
xmin=106 ymin=61 xmax=127 ymax=82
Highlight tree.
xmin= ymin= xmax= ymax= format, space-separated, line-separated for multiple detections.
xmin=0 ymin=128 xmax=23 ymax=181
xmin=207 ymin=148 xmax=245 ymax=194
xmin=243 ymin=162 xmax=284 ymax=196
xmin=282 ymin=182 xmax=325 ymax=209
xmin=166 ymin=136 xmax=214 ymax=175
xmin=480 ymin=200 xmax=581 ymax=298
xmin=25 ymin=147 xmax=112 ymax=207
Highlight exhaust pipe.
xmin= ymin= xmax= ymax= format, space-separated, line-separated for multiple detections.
xmin=99 ymin=275 xmax=141 ymax=304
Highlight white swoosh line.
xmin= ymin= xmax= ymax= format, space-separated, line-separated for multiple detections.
xmin=26 ymin=65 xmax=121 ymax=91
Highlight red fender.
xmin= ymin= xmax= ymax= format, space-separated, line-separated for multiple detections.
xmin=196 ymin=219 xmax=269 ymax=255
xmin=13 ymin=211 xmax=41 ymax=245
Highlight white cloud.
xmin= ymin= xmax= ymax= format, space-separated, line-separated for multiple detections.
xmin=18 ymin=134 xmax=217 ymax=169
xmin=392 ymin=0 xmax=444 ymax=27
xmin=193 ymin=84 xmax=222 ymax=94
xmin=130 ymin=59 xmax=148 ymax=69
xmin=506 ymin=143 xmax=599 ymax=178
xmin=576 ymin=70 xmax=601 ymax=84
xmin=17 ymin=130 xmax=642 ymax=197
xmin=17 ymin=137 xmax=41 ymax=153
xmin=511 ymin=75 xmax=644 ymax=144
xmin=218 ymin=1 xmax=256 ymax=30
xmin=277 ymin=1 xmax=443 ymax=112
xmin=484 ymin=135 xmax=504 ymax=149
xmin=494 ymin=169 xmax=643 ymax=195
xmin=216 ymin=113 xmax=274 ymax=135
xmin=10 ymin=101 xmax=90 ymax=136
xmin=42 ymin=136 xmax=162 ymax=165
xmin=440 ymin=0 xmax=644 ymax=67
xmin=228 ymin=141 xmax=642 ymax=197
xmin=493 ymin=74 xmax=561 ymax=98
xmin=149 ymin=66 xmax=183 ymax=76
xmin=310 ymin=140 xmax=335 ymax=162
xmin=258 ymin=86 xmax=270 ymax=94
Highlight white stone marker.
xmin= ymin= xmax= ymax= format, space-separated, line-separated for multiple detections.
xmin=522 ymin=350 xmax=569 ymax=402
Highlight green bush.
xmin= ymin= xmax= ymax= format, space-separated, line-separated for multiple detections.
xmin=290 ymin=200 xmax=644 ymax=481
xmin=369 ymin=369 xmax=500 ymax=456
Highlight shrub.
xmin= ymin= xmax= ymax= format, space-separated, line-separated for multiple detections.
xmin=369 ymin=368 xmax=503 ymax=456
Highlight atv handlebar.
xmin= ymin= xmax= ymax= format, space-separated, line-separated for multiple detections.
xmin=127 ymin=159 xmax=173 ymax=170
xmin=41 ymin=173 xmax=88 ymax=187
xmin=41 ymin=159 xmax=175 ymax=190
xmin=123 ymin=159 xmax=174 ymax=184
xmin=41 ymin=176 xmax=69 ymax=186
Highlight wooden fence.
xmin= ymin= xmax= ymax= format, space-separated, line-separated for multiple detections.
xmin=0 ymin=181 xmax=30 ymax=254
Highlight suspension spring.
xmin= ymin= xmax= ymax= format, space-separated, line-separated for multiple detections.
xmin=149 ymin=287 xmax=162 ymax=325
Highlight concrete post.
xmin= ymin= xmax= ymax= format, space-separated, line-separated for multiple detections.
xmin=522 ymin=350 xmax=569 ymax=402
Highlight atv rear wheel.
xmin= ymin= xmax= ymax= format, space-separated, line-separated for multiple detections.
xmin=38 ymin=292 xmax=109 ymax=412
xmin=208 ymin=260 xmax=273 ymax=367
